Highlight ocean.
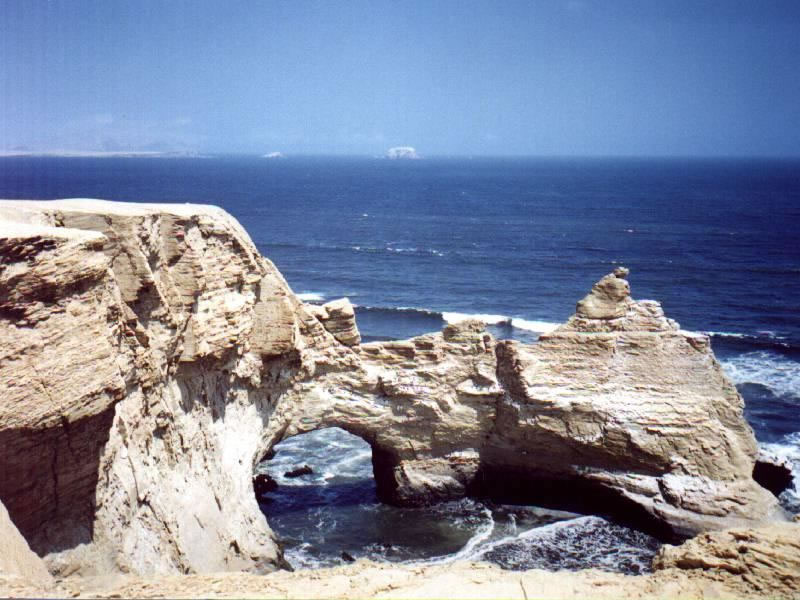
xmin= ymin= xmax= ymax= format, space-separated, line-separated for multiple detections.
xmin=2 ymin=155 xmax=798 ymax=573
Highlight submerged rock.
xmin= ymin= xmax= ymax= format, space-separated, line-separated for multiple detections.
xmin=253 ymin=474 xmax=279 ymax=496
xmin=284 ymin=465 xmax=313 ymax=478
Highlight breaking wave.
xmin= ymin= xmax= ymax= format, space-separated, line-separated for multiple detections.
xmin=707 ymin=330 xmax=795 ymax=352
xmin=406 ymin=513 xmax=659 ymax=574
xmin=442 ymin=312 xmax=560 ymax=334
xmin=297 ymin=292 xmax=326 ymax=302
xmin=353 ymin=304 xmax=561 ymax=337
xmin=350 ymin=244 xmax=445 ymax=257
xmin=720 ymin=351 xmax=800 ymax=400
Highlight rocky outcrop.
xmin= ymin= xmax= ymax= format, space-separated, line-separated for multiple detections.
xmin=0 ymin=500 xmax=53 ymax=585
xmin=0 ymin=199 xmax=786 ymax=578
xmin=481 ymin=267 xmax=782 ymax=537
xmin=269 ymin=271 xmax=782 ymax=535
xmin=574 ymin=266 xmax=632 ymax=319
xmin=306 ymin=298 xmax=361 ymax=346
xmin=654 ymin=521 xmax=800 ymax=598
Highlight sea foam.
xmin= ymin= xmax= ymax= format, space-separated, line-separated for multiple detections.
xmin=720 ymin=351 xmax=800 ymax=399
xmin=443 ymin=312 xmax=560 ymax=334
xmin=297 ymin=292 xmax=326 ymax=302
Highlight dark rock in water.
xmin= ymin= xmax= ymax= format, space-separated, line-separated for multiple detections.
xmin=262 ymin=448 xmax=277 ymax=461
xmin=341 ymin=551 xmax=356 ymax=563
xmin=284 ymin=464 xmax=313 ymax=478
xmin=754 ymin=454 xmax=794 ymax=497
xmin=253 ymin=473 xmax=278 ymax=496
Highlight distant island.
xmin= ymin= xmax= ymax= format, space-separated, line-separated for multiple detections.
xmin=386 ymin=146 xmax=420 ymax=159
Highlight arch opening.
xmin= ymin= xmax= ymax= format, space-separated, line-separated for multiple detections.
xmin=253 ymin=427 xmax=662 ymax=573
xmin=253 ymin=427 xmax=479 ymax=569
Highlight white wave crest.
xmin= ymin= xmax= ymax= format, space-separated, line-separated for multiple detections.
xmin=720 ymin=351 xmax=800 ymax=399
xmin=410 ymin=506 xmax=496 ymax=566
xmin=443 ymin=312 xmax=561 ymax=334
xmin=442 ymin=312 xmax=511 ymax=326
xmin=350 ymin=245 xmax=444 ymax=257
xmin=460 ymin=516 xmax=599 ymax=563
xmin=297 ymin=292 xmax=326 ymax=302
xmin=705 ymin=331 xmax=751 ymax=339
xmin=510 ymin=318 xmax=560 ymax=334
xmin=706 ymin=330 xmax=788 ymax=344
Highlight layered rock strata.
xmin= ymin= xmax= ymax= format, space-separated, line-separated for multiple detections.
xmin=0 ymin=199 xmax=331 ymax=576
xmin=0 ymin=199 xmax=786 ymax=577
xmin=305 ymin=298 xmax=361 ymax=346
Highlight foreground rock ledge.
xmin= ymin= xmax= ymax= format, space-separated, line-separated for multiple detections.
xmin=3 ymin=523 xmax=800 ymax=599
xmin=0 ymin=199 xmax=787 ymax=578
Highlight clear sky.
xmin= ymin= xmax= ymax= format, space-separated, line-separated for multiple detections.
xmin=2 ymin=0 xmax=799 ymax=156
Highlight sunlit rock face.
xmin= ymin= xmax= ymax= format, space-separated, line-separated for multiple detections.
xmin=0 ymin=199 xmax=785 ymax=577
xmin=0 ymin=199 xmax=330 ymax=576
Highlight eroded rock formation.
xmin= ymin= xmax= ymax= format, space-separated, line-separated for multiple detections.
xmin=0 ymin=199 xmax=331 ymax=576
xmin=305 ymin=298 xmax=361 ymax=346
xmin=0 ymin=199 xmax=787 ymax=578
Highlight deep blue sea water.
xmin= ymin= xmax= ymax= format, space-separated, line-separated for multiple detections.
xmin=2 ymin=155 xmax=799 ymax=572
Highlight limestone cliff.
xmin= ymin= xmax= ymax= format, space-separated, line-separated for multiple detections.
xmin=0 ymin=199 xmax=334 ymax=575
xmin=0 ymin=199 xmax=786 ymax=578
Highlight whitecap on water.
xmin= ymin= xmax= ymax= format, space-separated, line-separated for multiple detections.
xmin=510 ymin=318 xmax=560 ymax=334
xmin=442 ymin=312 xmax=560 ymax=334
xmin=411 ymin=511 xmax=660 ymax=575
xmin=721 ymin=351 xmax=800 ymax=400
xmin=297 ymin=292 xmax=326 ymax=302
xmin=442 ymin=312 xmax=511 ymax=325
xmin=476 ymin=515 xmax=659 ymax=575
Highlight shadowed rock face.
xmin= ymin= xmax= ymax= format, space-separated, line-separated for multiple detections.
xmin=0 ymin=499 xmax=53 ymax=585
xmin=0 ymin=199 xmax=786 ymax=577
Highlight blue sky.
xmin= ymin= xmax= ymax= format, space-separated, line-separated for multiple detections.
xmin=2 ymin=1 xmax=799 ymax=156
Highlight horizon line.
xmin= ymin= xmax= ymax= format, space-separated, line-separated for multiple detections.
xmin=2 ymin=150 xmax=800 ymax=161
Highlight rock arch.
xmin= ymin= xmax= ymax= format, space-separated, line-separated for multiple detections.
xmin=0 ymin=200 xmax=786 ymax=577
